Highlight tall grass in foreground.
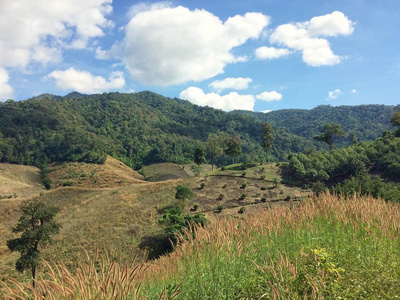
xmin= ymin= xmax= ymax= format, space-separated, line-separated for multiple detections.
xmin=2 ymin=192 xmax=400 ymax=299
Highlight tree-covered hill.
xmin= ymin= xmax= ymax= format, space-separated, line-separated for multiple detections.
xmin=0 ymin=91 xmax=395 ymax=168
xmin=236 ymin=104 xmax=393 ymax=144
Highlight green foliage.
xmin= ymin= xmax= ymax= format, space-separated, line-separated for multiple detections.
xmin=7 ymin=199 xmax=60 ymax=287
xmin=238 ymin=207 xmax=246 ymax=214
xmin=175 ymin=185 xmax=193 ymax=201
xmin=289 ymin=132 xmax=400 ymax=184
xmin=159 ymin=206 xmax=206 ymax=238
xmin=216 ymin=205 xmax=224 ymax=213
xmin=261 ymin=122 xmax=275 ymax=162
xmin=312 ymin=181 xmax=327 ymax=196
xmin=314 ymin=123 xmax=346 ymax=150
xmin=40 ymin=165 xmax=52 ymax=190
xmin=194 ymin=145 xmax=206 ymax=165
xmin=0 ymin=92 xmax=394 ymax=168
xmin=224 ymin=136 xmax=242 ymax=163
xmin=334 ymin=173 xmax=400 ymax=202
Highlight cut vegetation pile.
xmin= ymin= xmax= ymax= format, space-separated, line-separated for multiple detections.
xmin=2 ymin=192 xmax=400 ymax=299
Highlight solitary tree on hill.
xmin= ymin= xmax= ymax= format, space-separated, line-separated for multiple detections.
xmin=261 ymin=122 xmax=275 ymax=162
xmin=7 ymin=198 xmax=60 ymax=289
xmin=314 ymin=123 xmax=345 ymax=150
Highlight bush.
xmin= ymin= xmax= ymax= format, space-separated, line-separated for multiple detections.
xmin=175 ymin=185 xmax=193 ymax=201
xmin=238 ymin=207 xmax=246 ymax=214
xmin=241 ymin=182 xmax=247 ymax=189
xmin=240 ymin=193 xmax=246 ymax=200
xmin=241 ymin=172 xmax=246 ymax=177
xmin=216 ymin=205 xmax=224 ymax=213
xmin=62 ymin=181 xmax=74 ymax=187
xmin=260 ymin=186 xmax=266 ymax=190
xmin=260 ymin=175 xmax=266 ymax=180
xmin=218 ymin=194 xmax=225 ymax=200
xmin=221 ymin=166 xmax=226 ymax=171
xmin=312 ymin=181 xmax=327 ymax=196
xmin=285 ymin=195 xmax=291 ymax=201
xmin=261 ymin=197 xmax=267 ymax=202
xmin=192 ymin=204 xmax=199 ymax=211
xmin=200 ymin=182 xmax=206 ymax=189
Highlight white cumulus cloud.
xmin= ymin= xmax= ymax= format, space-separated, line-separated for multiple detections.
xmin=0 ymin=0 xmax=113 ymax=70
xmin=255 ymin=46 xmax=292 ymax=60
xmin=0 ymin=68 xmax=14 ymax=101
xmin=256 ymin=91 xmax=282 ymax=102
xmin=180 ymin=87 xmax=255 ymax=111
xmin=46 ymin=67 xmax=125 ymax=94
xmin=328 ymin=89 xmax=342 ymax=99
xmin=104 ymin=5 xmax=269 ymax=85
xmin=209 ymin=77 xmax=253 ymax=92
xmin=352 ymin=89 xmax=357 ymax=93
xmin=269 ymin=11 xmax=354 ymax=66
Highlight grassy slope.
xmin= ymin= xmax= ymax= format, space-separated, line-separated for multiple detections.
xmin=0 ymin=160 xmax=309 ymax=283
xmin=2 ymin=193 xmax=400 ymax=299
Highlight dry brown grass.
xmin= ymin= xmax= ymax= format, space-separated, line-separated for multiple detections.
xmin=49 ymin=156 xmax=145 ymax=189
xmin=0 ymin=163 xmax=44 ymax=200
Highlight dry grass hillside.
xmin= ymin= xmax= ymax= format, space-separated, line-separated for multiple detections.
xmin=49 ymin=156 xmax=145 ymax=189
xmin=0 ymin=159 xmax=311 ymax=284
xmin=0 ymin=163 xmax=44 ymax=200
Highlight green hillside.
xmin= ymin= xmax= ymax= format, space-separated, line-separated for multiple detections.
xmin=0 ymin=91 xmax=394 ymax=169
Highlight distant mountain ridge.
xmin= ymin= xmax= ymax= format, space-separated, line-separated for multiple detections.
xmin=0 ymin=91 xmax=395 ymax=168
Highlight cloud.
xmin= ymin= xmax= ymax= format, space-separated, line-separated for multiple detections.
xmin=261 ymin=110 xmax=272 ymax=113
xmin=352 ymin=89 xmax=357 ymax=93
xmin=0 ymin=68 xmax=14 ymax=100
xmin=179 ymin=87 xmax=255 ymax=111
xmin=328 ymin=89 xmax=342 ymax=99
xmin=104 ymin=5 xmax=269 ymax=85
xmin=269 ymin=11 xmax=354 ymax=66
xmin=256 ymin=91 xmax=282 ymax=102
xmin=46 ymin=67 xmax=125 ymax=94
xmin=0 ymin=0 xmax=113 ymax=70
xmin=209 ymin=77 xmax=253 ymax=92
xmin=255 ymin=46 xmax=292 ymax=59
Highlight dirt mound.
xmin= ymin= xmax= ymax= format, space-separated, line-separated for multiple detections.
xmin=0 ymin=163 xmax=44 ymax=200
xmin=49 ymin=156 xmax=145 ymax=189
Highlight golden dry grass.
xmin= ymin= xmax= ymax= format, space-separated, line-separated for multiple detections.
xmin=49 ymin=156 xmax=145 ymax=189
xmin=2 ymin=192 xmax=399 ymax=299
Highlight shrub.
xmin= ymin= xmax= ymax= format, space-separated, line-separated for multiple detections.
xmin=222 ymin=184 xmax=227 ymax=189
xmin=260 ymin=175 xmax=266 ymax=180
xmin=218 ymin=194 xmax=225 ymax=200
xmin=240 ymin=193 xmax=246 ymax=200
xmin=238 ymin=207 xmax=246 ymax=214
xmin=200 ymin=182 xmax=206 ymax=189
xmin=192 ymin=204 xmax=199 ymax=211
xmin=261 ymin=197 xmax=267 ymax=202
xmin=216 ymin=205 xmax=224 ymax=213
xmin=241 ymin=172 xmax=246 ymax=177
xmin=241 ymin=182 xmax=247 ymax=189
xmin=221 ymin=166 xmax=226 ymax=171
xmin=285 ymin=195 xmax=291 ymax=201
xmin=62 ymin=181 xmax=74 ymax=187
xmin=175 ymin=185 xmax=193 ymax=201
xmin=312 ymin=181 xmax=327 ymax=196
xmin=260 ymin=186 xmax=266 ymax=191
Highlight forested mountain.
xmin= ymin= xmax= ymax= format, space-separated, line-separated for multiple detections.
xmin=0 ymin=91 xmax=395 ymax=168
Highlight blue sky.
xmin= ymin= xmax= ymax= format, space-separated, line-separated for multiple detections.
xmin=0 ymin=0 xmax=399 ymax=111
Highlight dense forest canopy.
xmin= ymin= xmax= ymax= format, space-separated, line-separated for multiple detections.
xmin=0 ymin=91 xmax=395 ymax=168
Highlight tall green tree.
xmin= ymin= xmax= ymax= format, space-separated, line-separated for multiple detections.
xmin=206 ymin=132 xmax=226 ymax=170
xmin=261 ymin=122 xmax=275 ymax=162
xmin=7 ymin=199 xmax=60 ymax=289
xmin=314 ymin=123 xmax=345 ymax=150
xmin=224 ymin=136 xmax=242 ymax=164
xmin=194 ymin=145 xmax=206 ymax=166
